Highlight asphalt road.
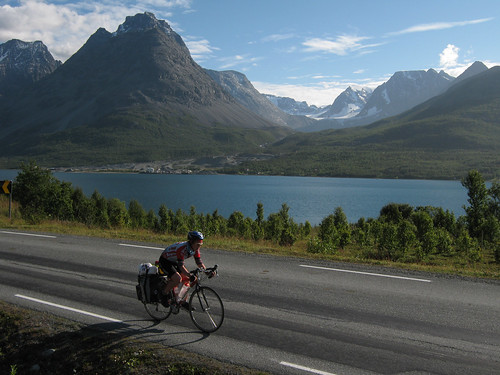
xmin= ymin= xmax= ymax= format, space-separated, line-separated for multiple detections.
xmin=1 ymin=229 xmax=499 ymax=375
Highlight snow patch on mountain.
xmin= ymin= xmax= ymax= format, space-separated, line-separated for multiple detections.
xmin=114 ymin=12 xmax=173 ymax=36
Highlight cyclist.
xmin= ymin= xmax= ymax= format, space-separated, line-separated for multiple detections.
xmin=158 ymin=231 xmax=207 ymax=308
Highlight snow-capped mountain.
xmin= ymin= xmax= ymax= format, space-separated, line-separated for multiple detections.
xmin=115 ymin=12 xmax=175 ymax=36
xmin=318 ymin=86 xmax=372 ymax=119
xmin=355 ymin=69 xmax=453 ymax=121
xmin=264 ymin=94 xmax=324 ymax=117
xmin=295 ymin=68 xmax=459 ymax=131
xmin=0 ymin=39 xmax=61 ymax=97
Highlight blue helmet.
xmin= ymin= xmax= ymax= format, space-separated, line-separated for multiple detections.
xmin=187 ymin=231 xmax=204 ymax=242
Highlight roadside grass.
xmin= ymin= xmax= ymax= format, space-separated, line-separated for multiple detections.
xmin=0 ymin=302 xmax=267 ymax=375
xmin=1 ymin=195 xmax=499 ymax=279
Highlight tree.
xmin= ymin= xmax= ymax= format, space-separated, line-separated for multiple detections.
xmin=411 ymin=210 xmax=434 ymax=243
xmin=396 ymin=219 xmax=417 ymax=256
xmin=488 ymin=182 xmax=500 ymax=220
xmin=333 ymin=207 xmax=351 ymax=249
xmin=228 ymin=211 xmax=248 ymax=237
xmin=108 ymin=198 xmax=129 ymax=228
xmin=379 ymin=203 xmax=413 ymax=223
xmin=256 ymin=202 xmax=264 ymax=226
xmin=205 ymin=209 xmax=226 ymax=237
xmin=318 ymin=214 xmax=337 ymax=244
xmin=91 ymin=191 xmax=109 ymax=228
xmin=128 ymin=200 xmax=145 ymax=229
xmin=188 ymin=206 xmax=200 ymax=231
xmin=158 ymin=204 xmax=172 ymax=233
xmin=377 ymin=222 xmax=398 ymax=259
xmin=146 ymin=209 xmax=159 ymax=230
xmin=462 ymin=170 xmax=489 ymax=241
xmin=172 ymin=208 xmax=189 ymax=234
xmin=72 ymin=188 xmax=94 ymax=226
xmin=14 ymin=161 xmax=62 ymax=223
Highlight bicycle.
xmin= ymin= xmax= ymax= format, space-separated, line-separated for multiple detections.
xmin=136 ymin=264 xmax=224 ymax=333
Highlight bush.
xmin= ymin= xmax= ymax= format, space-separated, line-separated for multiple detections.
xmin=108 ymin=198 xmax=129 ymax=228
xmin=14 ymin=161 xmax=72 ymax=224
xmin=307 ymin=237 xmax=336 ymax=254
xmin=128 ymin=200 xmax=146 ymax=229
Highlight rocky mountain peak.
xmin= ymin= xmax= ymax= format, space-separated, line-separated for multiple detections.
xmin=115 ymin=12 xmax=173 ymax=36
xmin=453 ymin=61 xmax=489 ymax=84
xmin=318 ymin=86 xmax=372 ymax=119
xmin=0 ymin=39 xmax=61 ymax=96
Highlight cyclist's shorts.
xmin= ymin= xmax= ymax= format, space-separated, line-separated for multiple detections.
xmin=158 ymin=257 xmax=180 ymax=278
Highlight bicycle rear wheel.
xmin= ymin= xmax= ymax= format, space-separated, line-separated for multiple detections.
xmin=189 ymin=286 xmax=224 ymax=333
xmin=144 ymin=302 xmax=171 ymax=321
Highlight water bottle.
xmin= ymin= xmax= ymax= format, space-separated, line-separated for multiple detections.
xmin=176 ymin=282 xmax=190 ymax=302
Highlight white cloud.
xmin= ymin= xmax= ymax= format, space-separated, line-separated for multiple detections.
xmin=388 ymin=17 xmax=493 ymax=36
xmin=216 ymin=54 xmax=262 ymax=70
xmin=262 ymin=33 xmax=295 ymax=42
xmin=439 ymin=44 xmax=460 ymax=69
xmin=0 ymin=0 xmax=191 ymax=61
xmin=252 ymin=77 xmax=384 ymax=107
xmin=185 ymin=38 xmax=218 ymax=61
xmin=302 ymin=34 xmax=370 ymax=56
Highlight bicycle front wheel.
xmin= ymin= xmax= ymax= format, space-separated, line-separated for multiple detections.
xmin=144 ymin=302 xmax=171 ymax=321
xmin=189 ymin=286 xmax=224 ymax=333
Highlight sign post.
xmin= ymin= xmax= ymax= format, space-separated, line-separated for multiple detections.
xmin=1 ymin=180 xmax=12 ymax=219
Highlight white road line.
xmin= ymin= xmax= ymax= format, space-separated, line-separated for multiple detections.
xmin=280 ymin=361 xmax=336 ymax=375
xmin=300 ymin=264 xmax=432 ymax=283
xmin=0 ymin=230 xmax=57 ymax=239
xmin=119 ymin=243 xmax=163 ymax=250
xmin=15 ymin=294 xmax=122 ymax=322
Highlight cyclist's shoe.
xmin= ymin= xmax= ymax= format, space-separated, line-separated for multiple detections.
xmin=160 ymin=295 xmax=170 ymax=307
xmin=180 ymin=301 xmax=195 ymax=311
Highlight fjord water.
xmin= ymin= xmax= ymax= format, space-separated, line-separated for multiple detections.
xmin=1 ymin=171 xmax=467 ymax=225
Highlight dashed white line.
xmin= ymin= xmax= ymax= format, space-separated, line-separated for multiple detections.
xmin=0 ymin=230 xmax=57 ymax=238
xmin=280 ymin=361 xmax=336 ymax=375
xmin=300 ymin=264 xmax=431 ymax=283
xmin=119 ymin=243 xmax=163 ymax=250
xmin=15 ymin=294 xmax=122 ymax=322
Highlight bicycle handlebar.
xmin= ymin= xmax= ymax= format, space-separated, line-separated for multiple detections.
xmin=192 ymin=264 xmax=218 ymax=280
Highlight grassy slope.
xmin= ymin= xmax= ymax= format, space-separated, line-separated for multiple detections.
xmin=0 ymin=106 xmax=289 ymax=169
xmin=0 ymin=301 xmax=267 ymax=375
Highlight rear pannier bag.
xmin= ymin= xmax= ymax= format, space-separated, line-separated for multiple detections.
xmin=136 ymin=263 xmax=161 ymax=303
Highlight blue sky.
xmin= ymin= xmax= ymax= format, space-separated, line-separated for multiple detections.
xmin=1 ymin=0 xmax=499 ymax=106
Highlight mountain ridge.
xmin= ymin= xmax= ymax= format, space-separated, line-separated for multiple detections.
xmin=229 ymin=65 xmax=500 ymax=179
xmin=0 ymin=12 xmax=289 ymax=168
xmin=0 ymin=13 xmax=497 ymax=179
xmin=0 ymin=39 xmax=61 ymax=98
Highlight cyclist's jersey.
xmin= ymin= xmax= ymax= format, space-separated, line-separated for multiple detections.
xmin=160 ymin=241 xmax=201 ymax=267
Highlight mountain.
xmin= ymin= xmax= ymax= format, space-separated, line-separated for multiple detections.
xmin=0 ymin=39 xmax=61 ymax=97
xmin=295 ymin=69 xmax=456 ymax=132
xmin=206 ymin=70 xmax=315 ymax=129
xmin=229 ymin=66 xmax=500 ymax=180
xmin=264 ymin=94 xmax=323 ymax=117
xmin=318 ymin=86 xmax=372 ymax=119
xmin=451 ymin=61 xmax=488 ymax=85
xmin=355 ymin=69 xmax=454 ymax=121
xmin=0 ymin=13 xmax=289 ymax=168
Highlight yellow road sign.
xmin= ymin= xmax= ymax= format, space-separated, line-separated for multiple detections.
xmin=1 ymin=180 xmax=12 ymax=194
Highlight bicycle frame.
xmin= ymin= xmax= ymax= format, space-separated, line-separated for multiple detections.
xmin=140 ymin=264 xmax=224 ymax=333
